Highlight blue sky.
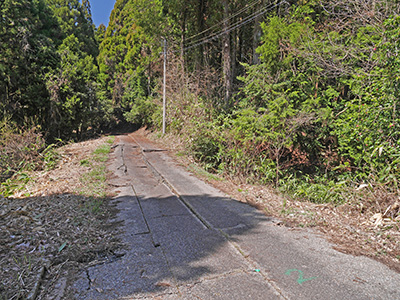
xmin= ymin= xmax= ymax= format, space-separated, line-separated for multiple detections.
xmin=90 ymin=0 xmax=116 ymax=26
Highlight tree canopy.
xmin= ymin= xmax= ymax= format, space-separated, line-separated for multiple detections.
xmin=1 ymin=0 xmax=399 ymax=199
xmin=0 ymin=0 xmax=99 ymax=140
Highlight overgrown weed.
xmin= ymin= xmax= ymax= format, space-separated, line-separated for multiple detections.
xmin=78 ymin=136 xmax=115 ymax=204
xmin=147 ymin=57 xmax=399 ymax=213
xmin=0 ymin=119 xmax=62 ymax=196
xmin=187 ymin=164 xmax=222 ymax=182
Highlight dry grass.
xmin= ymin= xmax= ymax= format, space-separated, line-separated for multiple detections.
xmin=148 ymin=129 xmax=400 ymax=272
xmin=0 ymin=125 xmax=45 ymax=183
xmin=0 ymin=136 xmax=121 ymax=300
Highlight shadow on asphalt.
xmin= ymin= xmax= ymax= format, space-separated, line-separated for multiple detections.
xmin=71 ymin=191 xmax=271 ymax=299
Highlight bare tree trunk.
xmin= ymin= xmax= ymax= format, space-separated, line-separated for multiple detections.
xmin=222 ymin=0 xmax=232 ymax=105
xmin=180 ymin=8 xmax=187 ymax=66
xmin=252 ymin=1 xmax=263 ymax=65
xmin=231 ymin=24 xmax=237 ymax=91
xmin=238 ymin=19 xmax=244 ymax=62
xmin=197 ymin=0 xmax=206 ymax=69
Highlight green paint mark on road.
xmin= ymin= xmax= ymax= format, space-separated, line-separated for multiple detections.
xmin=285 ymin=269 xmax=318 ymax=285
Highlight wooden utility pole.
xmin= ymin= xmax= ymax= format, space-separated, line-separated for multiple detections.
xmin=162 ymin=37 xmax=167 ymax=135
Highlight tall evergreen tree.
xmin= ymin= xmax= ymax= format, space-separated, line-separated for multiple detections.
xmin=95 ymin=24 xmax=106 ymax=45
xmin=0 ymin=0 xmax=59 ymax=128
xmin=0 ymin=0 xmax=101 ymax=140
xmin=97 ymin=0 xmax=164 ymax=123
xmin=46 ymin=34 xmax=98 ymax=139
xmin=46 ymin=0 xmax=98 ymax=57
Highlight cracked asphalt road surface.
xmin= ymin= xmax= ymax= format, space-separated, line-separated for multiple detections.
xmin=71 ymin=132 xmax=400 ymax=299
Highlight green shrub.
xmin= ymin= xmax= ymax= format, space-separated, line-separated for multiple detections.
xmin=167 ymin=10 xmax=400 ymax=204
xmin=124 ymin=97 xmax=158 ymax=127
xmin=0 ymin=119 xmax=45 ymax=181
xmin=190 ymin=128 xmax=223 ymax=172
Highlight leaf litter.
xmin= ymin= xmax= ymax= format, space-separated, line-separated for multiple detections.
xmin=0 ymin=137 xmax=122 ymax=300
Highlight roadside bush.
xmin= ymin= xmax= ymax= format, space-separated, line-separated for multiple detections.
xmin=279 ymin=174 xmax=347 ymax=205
xmin=0 ymin=118 xmax=61 ymax=196
xmin=190 ymin=133 xmax=222 ymax=172
xmin=0 ymin=120 xmax=45 ymax=181
xmin=160 ymin=7 xmax=400 ymax=205
xmin=124 ymin=96 xmax=158 ymax=127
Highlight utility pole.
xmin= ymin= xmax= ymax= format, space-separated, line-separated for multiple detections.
xmin=162 ymin=37 xmax=167 ymax=135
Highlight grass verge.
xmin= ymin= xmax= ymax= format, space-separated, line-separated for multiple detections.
xmin=78 ymin=136 xmax=115 ymax=200
xmin=1 ymin=136 xmax=120 ymax=300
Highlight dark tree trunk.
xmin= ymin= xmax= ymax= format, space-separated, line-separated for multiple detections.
xmin=197 ymin=0 xmax=207 ymax=68
xmin=222 ymin=0 xmax=232 ymax=105
xmin=252 ymin=1 xmax=263 ymax=65
xmin=180 ymin=7 xmax=187 ymax=65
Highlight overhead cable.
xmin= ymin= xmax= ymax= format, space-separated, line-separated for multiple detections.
xmin=182 ymin=1 xmax=287 ymax=52
xmin=183 ymin=1 xmax=286 ymax=49
xmin=184 ymin=0 xmax=263 ymax=43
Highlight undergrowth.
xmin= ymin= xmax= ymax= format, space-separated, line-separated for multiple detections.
xmin=0 ymin=119 xmax=61 ymax=197
xmin=146 ymin=56 xmax=399 ymax=210
xmin=78 ymin=137 xmax=115 ymax=205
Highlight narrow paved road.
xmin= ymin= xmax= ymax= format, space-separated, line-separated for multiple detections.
xmin=71 ymin=132 xmax=400 ymax=299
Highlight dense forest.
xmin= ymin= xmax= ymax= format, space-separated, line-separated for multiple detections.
xmin=1 ymin=0 xmax=400 ymax=203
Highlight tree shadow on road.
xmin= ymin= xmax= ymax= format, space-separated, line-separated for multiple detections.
xmin=70 ymin=190 xmax=275 ymax=300
xmin=0 ymin=192 xmax=122 ymax=300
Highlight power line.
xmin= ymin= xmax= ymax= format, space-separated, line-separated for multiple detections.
xmin=183 ymin=1 xmax=286 ymax=49
xmin=184 ymin=3 xmax=267 ymax=48
xmin=182 ymin=1 xmax=287 ymax=52
xmin=184 ymin=0 xmax=263 ymax=43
